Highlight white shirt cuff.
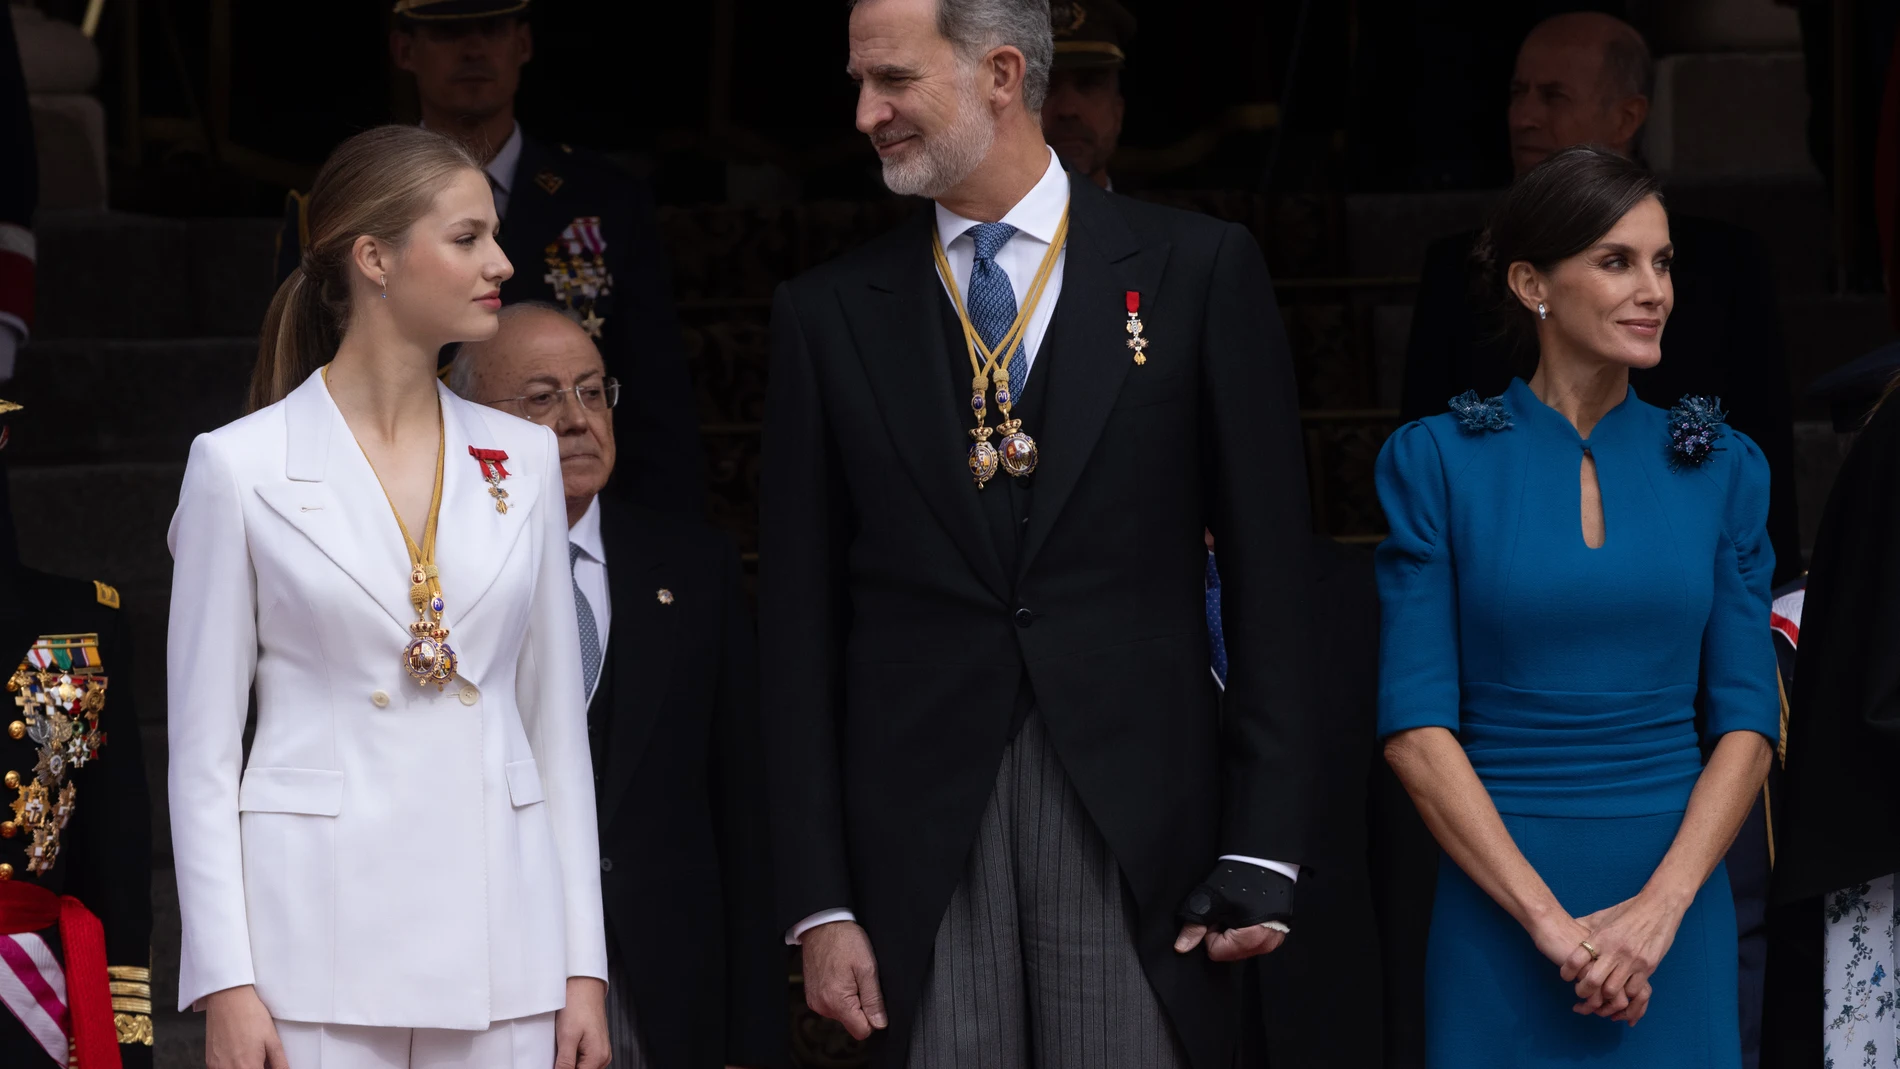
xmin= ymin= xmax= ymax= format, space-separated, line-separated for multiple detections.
xmin=1219 ymin=855 xmax=1300 ymax=882
xmin=786 ymin=908 xmax=857 ymax=946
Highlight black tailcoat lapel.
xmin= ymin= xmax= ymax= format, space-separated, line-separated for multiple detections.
xmin=838 ymin=211 xmax=1012 ymax=602
xmin=595 ymin=500 xmax=677 ymax=828
xmin=1016 ymin=177 xmax=1170 ymax=578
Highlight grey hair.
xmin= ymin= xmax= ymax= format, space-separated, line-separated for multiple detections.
xmin=851 ymin=0 xmax=1053 ymax=111
xmin=445 ymin=300 xmax=581 ymax=400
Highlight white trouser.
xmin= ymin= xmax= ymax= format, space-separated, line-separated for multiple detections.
xmin=274 ymin=1012 xmax=557 ymax=1069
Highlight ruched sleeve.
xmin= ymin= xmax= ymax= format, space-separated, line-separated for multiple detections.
xmin=1374 ymin=421 xmax=1463 ymax=738
xmin=1699 ymin=429 xmax=1781 ymax=742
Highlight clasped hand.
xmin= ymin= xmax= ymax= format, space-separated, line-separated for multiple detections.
xmin=1535 ymin=891 xmax=1685 ymax=1027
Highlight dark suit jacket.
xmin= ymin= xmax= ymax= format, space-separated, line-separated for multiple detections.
xmin=273 ymin=131 xmax=703 ymax=516
xmin=759 ymin=175 xmax=1321 ymax=1069
xmin=0 ymin=566 xmax=152 ymax=1069
xmin=1401 ymin=215 xmax=1801 ymax=582
xmin=1249 ymin=537 xmax=1384 ymax=1069
xmin=589 ymin=499 xmax=784 ymax=1069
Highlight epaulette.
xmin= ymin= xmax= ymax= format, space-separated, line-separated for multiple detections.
xmin=92 ymin=581 xmax=119 ymax=610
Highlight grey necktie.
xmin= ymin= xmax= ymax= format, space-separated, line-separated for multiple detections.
xmin=569 ymin=542 xmax=601 ymax=697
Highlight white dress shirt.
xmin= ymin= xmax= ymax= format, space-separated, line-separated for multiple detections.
xmin=570 ymin=496 xmax=612 ymax=706
xmin=932 ymin=147 xmax=1069 ymax=380
xmin=785 ymin=157 xmax=1298 ymax=946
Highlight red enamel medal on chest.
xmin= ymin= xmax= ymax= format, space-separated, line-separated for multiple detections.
xmin=469 ymin=447 xmax=511 ymax=514
xmin=1126 ymin=291 xmax=1150 ymax=365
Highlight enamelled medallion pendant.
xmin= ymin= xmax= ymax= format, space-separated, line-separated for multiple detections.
xmin=401 ymin=566 xmax=458 ymax=689
xmin=969 ymin=388 xmax=1000 ymax=488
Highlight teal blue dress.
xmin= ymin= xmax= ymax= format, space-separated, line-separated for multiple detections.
xmin=1375 ymin=379 xmax=1779 ymax=1068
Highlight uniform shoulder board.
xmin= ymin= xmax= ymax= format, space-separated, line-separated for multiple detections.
xmin=93 ymin=581 xmax=120 ymax=609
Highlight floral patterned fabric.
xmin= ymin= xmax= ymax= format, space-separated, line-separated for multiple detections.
xmin=1825 ymin=874 xmax=1900 ymax=1068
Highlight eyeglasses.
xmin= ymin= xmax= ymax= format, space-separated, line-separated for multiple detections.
xmin=485 ymin=379 xmax=620 ymax=421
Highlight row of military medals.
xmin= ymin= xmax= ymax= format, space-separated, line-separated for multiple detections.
xmin=933 ymin=208 xmax=1072 ymax=489
xmin=4 ymin=639 xmax=108 ymax=877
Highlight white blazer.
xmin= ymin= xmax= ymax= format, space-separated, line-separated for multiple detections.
xmin=166 ymin=369 xmax=608 ymax=1029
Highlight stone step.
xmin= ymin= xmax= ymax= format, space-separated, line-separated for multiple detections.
xmin=7 ymin=339 xmax=254 ymax=463
xmin=34 ymin=212 xmax=281 ymax=340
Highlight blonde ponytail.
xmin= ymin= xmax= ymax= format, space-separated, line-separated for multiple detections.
xmin=247 ymin=126 xmax=483 ymax=411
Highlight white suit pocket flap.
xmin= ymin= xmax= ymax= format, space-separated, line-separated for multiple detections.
xmin=505 ymin=759 xmax=545 ymax=807
xmin=238 ymin=767 xmax=344 ymax=816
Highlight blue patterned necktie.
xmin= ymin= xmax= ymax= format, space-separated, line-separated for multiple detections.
xmin=965 ymin=222 xmax=1030 ymax=403
xmin=569 ymin=541 xmax=602 ymax=697
xmin=1206 ymin=550 xmax=1229 ymax=689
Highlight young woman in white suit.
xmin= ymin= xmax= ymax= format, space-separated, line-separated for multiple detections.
xmin=166 ymin=125 xmax=610 ymax=1069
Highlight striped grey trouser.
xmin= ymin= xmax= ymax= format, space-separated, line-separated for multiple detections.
xmin=605 ymin=947 xmax=648 ymax=1069
xmin=906 ymin=713 xmax=1191 ymax=1069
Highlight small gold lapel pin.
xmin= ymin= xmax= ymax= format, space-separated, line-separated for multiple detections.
xmin=536 ymin=170 xmax=564 ymax=195
xmin=656 ymin=589 xmax=675 ymax=605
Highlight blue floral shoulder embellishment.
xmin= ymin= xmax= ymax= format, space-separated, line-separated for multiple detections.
xmin=1447 ymin=390 xmax=1513 ymax=433
xmin=1666 ymin=395 xmax=1727 ymax=470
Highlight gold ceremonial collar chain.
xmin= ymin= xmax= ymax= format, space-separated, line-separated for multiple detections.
xmin=323 ymin=366 xmax=459 ymax=689
xmin=931 ymin=205 xmax=1071 ymax=488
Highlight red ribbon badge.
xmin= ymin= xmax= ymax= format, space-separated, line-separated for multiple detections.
xmin=1126 ymin=291 xmax=1140 ymax=315
xmin=468 ymin=447 xmax=510 ymax=481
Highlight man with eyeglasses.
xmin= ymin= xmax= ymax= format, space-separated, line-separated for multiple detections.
xmin=449 ymin=302 xmax=786 ymax=1069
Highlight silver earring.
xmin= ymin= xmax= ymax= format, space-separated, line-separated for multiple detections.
xmin=1537 ymin=301 xmax=1548 ymax=320
xmin=380 ymin=274 xmax=388 ymax=299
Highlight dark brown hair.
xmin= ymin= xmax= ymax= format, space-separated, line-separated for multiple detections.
xmin=250 ymin=125 xmax=483 ymax=412
xmin=1471 ymin=145 xmax=1664 ymax=362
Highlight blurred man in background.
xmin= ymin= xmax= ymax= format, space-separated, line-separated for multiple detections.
xmin=1042 ymin=0 xmax=1134 ymax=189
xmin=277 ymin=0 xmax=705 ymax=516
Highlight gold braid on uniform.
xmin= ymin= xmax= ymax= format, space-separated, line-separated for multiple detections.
xmin=107 ymin=964 xmax=154 ymax=1045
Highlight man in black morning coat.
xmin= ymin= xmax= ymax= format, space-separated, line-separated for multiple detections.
xmin=759 ymin=2 xmax=1323 ymax=1066
xmin=276 ymin=0 xmax=702 ymax=515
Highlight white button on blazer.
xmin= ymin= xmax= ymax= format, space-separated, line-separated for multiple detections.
xmin=165 ymin=369 xmax=608 ymax=1029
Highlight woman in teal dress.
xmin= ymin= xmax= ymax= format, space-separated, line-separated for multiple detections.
xmin=1378 ymin=146 xmax=1778 ymax=1067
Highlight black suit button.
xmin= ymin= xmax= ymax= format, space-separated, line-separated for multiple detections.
xmin=600 ymin=857 xmax=614 ymax=873
xmin=1015 ymin=608 xmax=1034 ymax=628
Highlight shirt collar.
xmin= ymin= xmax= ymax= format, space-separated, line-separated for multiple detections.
xmin=569 ymin=494 xmax=605 ymax=563
xmin=486 ymin=122 xmax=525 ymax=196
xmin=934 ymin=147 xmax=1069 ymax=252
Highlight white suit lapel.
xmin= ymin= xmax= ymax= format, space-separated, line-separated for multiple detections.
xmin=254 ymin=372 xmax=417 ymax=634
xmin=433 ymin=385 xmax=540 ymax=633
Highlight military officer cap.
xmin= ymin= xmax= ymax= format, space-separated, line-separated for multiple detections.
xmin=393 ymin=0 xmax=530 ymax=22
xmin=1050 ymin=0 xmax=1137 ymax=69
xmin=1807 ymin=341 xmax=1900 ymax=433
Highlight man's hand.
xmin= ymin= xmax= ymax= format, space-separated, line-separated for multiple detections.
xmin=204 ymin=985 xmax=289 ymax=1069
xmin=1174 ymin=922 xmax=1287 ymax=961
xmin=555 ymin=976 xmax=611 ymax=1069
xmin=801 ymin=920 xmax=888 ymax=1041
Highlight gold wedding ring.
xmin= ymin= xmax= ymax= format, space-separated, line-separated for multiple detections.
xmin=1579 ymin=940 xmax=1600 ymax=961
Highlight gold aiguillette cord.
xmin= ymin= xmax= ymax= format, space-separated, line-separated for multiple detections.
xmin=930 ymin=206 xmax=1070 ymax=489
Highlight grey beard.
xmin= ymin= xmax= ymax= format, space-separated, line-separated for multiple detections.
xmin=879 ymin=102 xmax=996 ymax=199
